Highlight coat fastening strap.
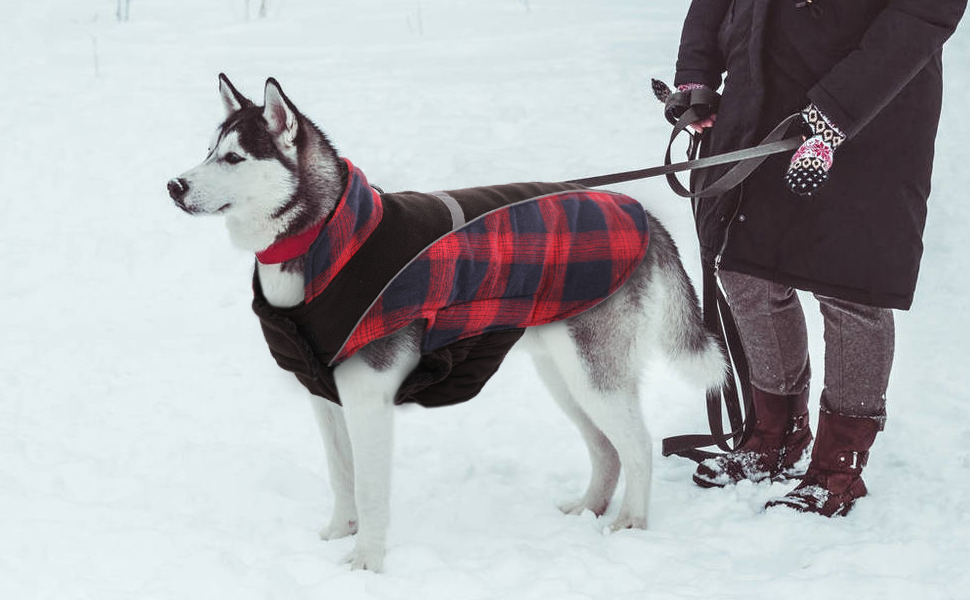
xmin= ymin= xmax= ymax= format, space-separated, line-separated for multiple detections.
xmin=430 ymin=191 xmax=466 ymax=230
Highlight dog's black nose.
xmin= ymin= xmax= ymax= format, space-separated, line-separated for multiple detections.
xmin=167 ymin=178 xmax=189 ymax=201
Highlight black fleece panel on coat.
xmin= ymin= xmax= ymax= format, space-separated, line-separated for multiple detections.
xmin=252 ymin=284 xmax=524 ymax=407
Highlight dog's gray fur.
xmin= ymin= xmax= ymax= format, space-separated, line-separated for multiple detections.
xmin=168 ymin=75 xmax=726 ymax=572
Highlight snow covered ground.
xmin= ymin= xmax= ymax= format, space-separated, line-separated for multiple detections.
xmin=2 ymin=1 xmax=969 ymax=598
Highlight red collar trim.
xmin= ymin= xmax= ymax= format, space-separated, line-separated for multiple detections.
xmin=254 ymin=158 xmax=361 ymax=265
xmin=255 ymin=216 xmax=329 ymax=265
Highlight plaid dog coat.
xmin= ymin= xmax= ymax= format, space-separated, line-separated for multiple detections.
xmin=252 ymin=159 xmax=650 ymax=407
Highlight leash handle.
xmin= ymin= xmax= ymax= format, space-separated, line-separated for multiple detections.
xmin=662 ymin=85 xmax=721 ymax=126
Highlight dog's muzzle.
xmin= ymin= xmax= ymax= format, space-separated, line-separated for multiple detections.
xmin=167 ymin=178 xmax=189 ymax=202
xmin=168 ymin=177 xmax=199 ymax=213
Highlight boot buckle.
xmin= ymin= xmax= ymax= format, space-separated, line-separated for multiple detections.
xmin=790 ymin=414 xmax=809 ymax=433
xmin=836 ymin=450 xmax=869 ymax=471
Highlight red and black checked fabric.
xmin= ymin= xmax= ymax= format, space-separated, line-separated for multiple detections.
xmin=303 ymin=159 xmax=383 ymax=300
xmin=334 ymin=187 xmax=650 ymax=363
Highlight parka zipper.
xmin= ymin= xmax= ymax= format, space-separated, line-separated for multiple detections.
xmin=713 ymin=187 xmax=744 ymax=276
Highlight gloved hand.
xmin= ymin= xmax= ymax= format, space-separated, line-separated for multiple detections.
xmin=785 ymin=104 xmax=846 ymax=196
xmin=651 ymin=79 xmax=718 ymax=132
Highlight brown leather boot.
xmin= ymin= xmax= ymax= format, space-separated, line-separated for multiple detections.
xmin=765 ymin=410 xmax=880 ymax=517
xmin=693 ymin=388 xmax=814 ymax=488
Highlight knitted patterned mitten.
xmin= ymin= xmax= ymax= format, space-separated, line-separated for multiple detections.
xmin=785 ymin=104 xmax=847 ymax=196
xmin=677 ymin=83 xmax=709 ymax=93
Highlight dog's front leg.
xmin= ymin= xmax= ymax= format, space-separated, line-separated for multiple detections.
xmin=332 ymin=348 xmax=417 ymax=573
xmin=309 ymin=396 xmax=358 ymax=540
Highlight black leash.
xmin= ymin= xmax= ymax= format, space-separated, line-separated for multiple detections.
xmin=566 ymin=136 xmax=800 ymax=189
xmin=567 ymin=112 xmax=803 ymax=196
xmin=565 ymin=105 xmax=805 ymax=462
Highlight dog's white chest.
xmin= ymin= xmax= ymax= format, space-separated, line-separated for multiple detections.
xmin=257 ymin=262 xmax=304 ymax=308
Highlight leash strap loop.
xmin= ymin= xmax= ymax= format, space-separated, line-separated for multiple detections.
xmin=664 ymin=90 xmax=692 ymax=125
xmin=664 ymin=86 xmax=721 ymax=126
xmin=663 ymin=112 xmax=802 ymax=198
xmin=661 ymin=262 xmax=754 ymax=461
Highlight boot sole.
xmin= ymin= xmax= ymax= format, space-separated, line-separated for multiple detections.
xmin=692 ymin=446 xmax=812 ymax=489
xmin=693 ymin=466 xmax=807 ymax=489
xmin=764 ymin=496 xmax=855 ymax=517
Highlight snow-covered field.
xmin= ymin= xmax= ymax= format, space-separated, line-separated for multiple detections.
xmin=2 ymin=1 xmax=969 ymax=598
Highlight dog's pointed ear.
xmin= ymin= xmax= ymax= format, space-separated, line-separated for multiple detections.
xmin=218 ymin=73 xmax=252 ymax=116
xmin=263 ymin=78 xmax=299 ymax=148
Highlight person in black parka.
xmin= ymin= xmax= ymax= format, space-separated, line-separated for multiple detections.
xmin=672 ymin=0 xmax=966 ymax=515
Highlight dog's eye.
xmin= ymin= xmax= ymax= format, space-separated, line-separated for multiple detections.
xmin=224 ymin=152 xmax=245 ymax=165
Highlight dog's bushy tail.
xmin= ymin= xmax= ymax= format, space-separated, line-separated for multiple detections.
xmin=643 ymin=214 xmax=727 ymax=391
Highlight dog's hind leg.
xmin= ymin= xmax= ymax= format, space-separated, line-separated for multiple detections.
xmin=332 ymin=330 xmax=421 ymax=573
xmin=309 ymin=396 xmax=358 ymax=540
xmin=579 ymin=391 xmax=652 ymax=532
xmin=531 ymin=351 xmax=620 ymax=517
xmin=537 ymin=309 xmax=653 ymax=530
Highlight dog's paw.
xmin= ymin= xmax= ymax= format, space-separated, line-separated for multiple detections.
xmin=608 ymin=513 xmax=647 ymax=532
xmin=342 ymin=541 xmax=385 ymax=573
xmin=319 ymin=516 xmax=358 ymax=541
xmin=559 ymin=497 xmax=609 ymax=517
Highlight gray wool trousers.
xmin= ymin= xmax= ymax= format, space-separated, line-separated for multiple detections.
xmin=719 ymin=270 xmax=894 ymax=429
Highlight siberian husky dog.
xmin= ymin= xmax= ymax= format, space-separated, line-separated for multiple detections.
xmin=167 ymin=74 xmax=725 ymax=572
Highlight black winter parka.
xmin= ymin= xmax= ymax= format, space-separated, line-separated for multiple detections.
xmin=675 ymin=0 xmax=966 ymax=309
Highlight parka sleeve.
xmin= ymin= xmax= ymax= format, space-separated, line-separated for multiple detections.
xmin=808 ymin=0 xmax=967 ymax=138
xmin=674 ymin=0 xmax=732 ymax=90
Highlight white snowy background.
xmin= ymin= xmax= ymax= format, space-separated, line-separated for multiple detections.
xmin=2 ymin=1 xmax=969 ymax=598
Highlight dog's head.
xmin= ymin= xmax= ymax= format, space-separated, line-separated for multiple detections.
xmin=168 ymin=74 xmax=343 ymax=252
